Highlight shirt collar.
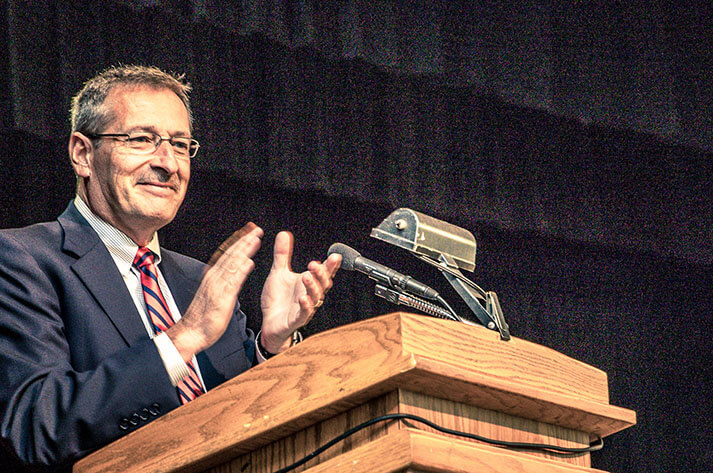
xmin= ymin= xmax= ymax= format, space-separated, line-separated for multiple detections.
xmin=74 ymin=195 xmax=162 ymax=275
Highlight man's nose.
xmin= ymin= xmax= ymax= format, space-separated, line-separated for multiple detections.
xmin=151 ymin=139 xmax=180 ymax=173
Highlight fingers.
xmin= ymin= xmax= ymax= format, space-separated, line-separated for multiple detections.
xmin=324 ymin=253 xmax=342 ymax=277
xmin=272 ymin=231 xmax=295 ymax=271
xmin=301 ymin=253 xmax=342 ymax=309
xmin=308 ymin=254 xmax=341 ymax=290
xmin=208 ymin=224 xmax=264 ymax=287
xmin=206 ymin=222 xmax=260 ymax=268
xmin=297 ymin=293 xmax=316 ymax=322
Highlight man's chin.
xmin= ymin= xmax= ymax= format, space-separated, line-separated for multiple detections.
xmin=131 ymin=202 xmax=182 ymax=227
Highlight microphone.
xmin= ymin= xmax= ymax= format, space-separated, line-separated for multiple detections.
xmin=328 ymin=243 xmax=439 ymax=300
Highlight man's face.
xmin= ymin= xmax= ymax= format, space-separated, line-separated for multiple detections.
xmin=81 ymin=86 xmax=191 ymax=243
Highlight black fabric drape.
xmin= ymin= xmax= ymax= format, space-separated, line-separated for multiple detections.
xmin=1 ymin=1 xmax=711 ymax=262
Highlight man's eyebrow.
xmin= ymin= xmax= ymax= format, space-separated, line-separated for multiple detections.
xmin=124 ymin=125 xmax=155 ymax=134
xmin=125 ymin=125 xmax=190 ymax=137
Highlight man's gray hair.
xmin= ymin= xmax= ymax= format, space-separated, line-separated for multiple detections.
xmin=70 ymin=65 xmax=193 ymax=134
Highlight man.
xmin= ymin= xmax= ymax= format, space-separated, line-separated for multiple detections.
xmin=0 ymin=65 xmax=341 ymax=471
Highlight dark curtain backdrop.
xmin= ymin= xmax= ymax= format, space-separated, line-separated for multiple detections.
xmin=1 ymin=1 xmax=711 ymax=471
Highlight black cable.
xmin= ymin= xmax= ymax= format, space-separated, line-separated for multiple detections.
xmin=273 ymin=413 xmax=604 ymax=473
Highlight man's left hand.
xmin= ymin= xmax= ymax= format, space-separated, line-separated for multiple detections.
xmin=259 ymin=231 xmax=341 ymax=354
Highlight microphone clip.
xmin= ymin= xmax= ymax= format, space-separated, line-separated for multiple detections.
xmin=373 ymin=284 xmax=463 ymax=323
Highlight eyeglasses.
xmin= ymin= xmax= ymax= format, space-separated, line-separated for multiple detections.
xmin=85 ymin=132 xmax=200 ymax=159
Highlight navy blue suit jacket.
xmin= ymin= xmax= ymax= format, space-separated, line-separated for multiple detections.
xmin=0 ymin=202 xmax=255 ymax=470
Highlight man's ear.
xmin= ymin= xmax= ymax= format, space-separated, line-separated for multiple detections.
xmin=68 ymin=132 xmax=93 ymax=178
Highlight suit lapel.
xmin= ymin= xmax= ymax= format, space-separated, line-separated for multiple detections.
xmin=59 ymin=203 xmax=148 ymax=347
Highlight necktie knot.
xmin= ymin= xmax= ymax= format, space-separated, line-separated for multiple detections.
xmin=134 ymin=247 xmax=155 ymax=270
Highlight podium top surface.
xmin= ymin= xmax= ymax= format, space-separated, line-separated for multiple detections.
xmin=75 ymin=312 xmax=636 ymax=473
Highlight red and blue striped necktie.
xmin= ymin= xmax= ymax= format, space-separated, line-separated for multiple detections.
xmin=134 ymin=247 xmax=204 ymax=404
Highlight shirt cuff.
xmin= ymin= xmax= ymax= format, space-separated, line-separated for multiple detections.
xmin=153 ymin=332 xmax=191 ymax=386
xmin=255 ymin=330 xmax=303 ymax=364
xmin=255 ymin=347 xmax=269 ymax=364
xmin=255 ymin=330 xmax=270 ymax=364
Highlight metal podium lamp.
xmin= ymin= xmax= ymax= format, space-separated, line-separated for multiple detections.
xmin=370 ymin=208 xmax=511 ymax=341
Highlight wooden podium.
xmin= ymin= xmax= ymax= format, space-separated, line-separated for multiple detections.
xmin=74 ymin=313 xmax=636 ymax=473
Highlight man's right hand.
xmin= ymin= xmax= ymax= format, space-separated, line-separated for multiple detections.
xmin=166 ymin=223 xmax=263 ymax=362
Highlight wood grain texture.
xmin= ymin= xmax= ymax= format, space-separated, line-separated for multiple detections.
xmin=215 ymin=387 xmax=598 ymax=473
xmin=229 ymin=391 xmax=401 ymax=472
xmin=301 ymin=429 xmax=610 ymax=473
xmin=74 ymin=313 xmax=635 ymax=473
xmin=398 ymin=314 xmax=610 ymax=403
xmin=394 ymin=356 xmax=635 ymax=437
xmin=397 ymin=390 xmax=592 ymax=467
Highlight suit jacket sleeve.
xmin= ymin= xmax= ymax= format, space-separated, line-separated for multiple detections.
xmin=0 ymin=222 xmax=253 ymax=471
